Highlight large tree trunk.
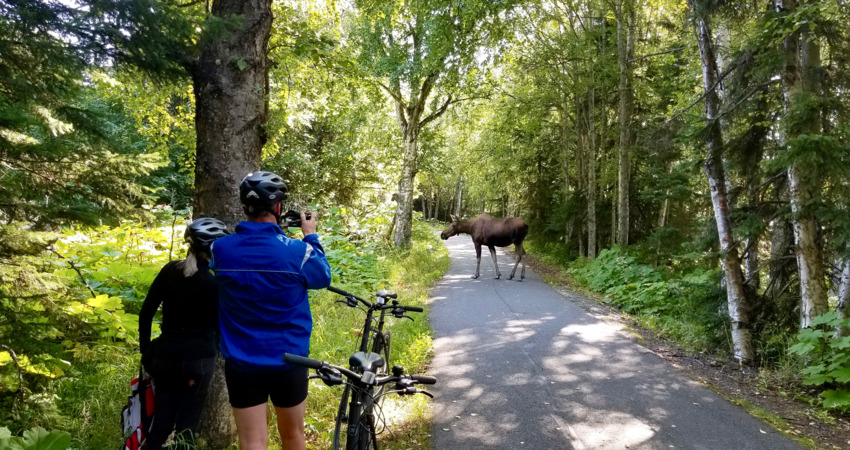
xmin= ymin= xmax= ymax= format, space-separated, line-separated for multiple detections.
xmin=191 ymin=0 xmax=273 ymax=446
xmin=616 ymin=0 xmax=635 ymax=246
xmin=777 ymin=0 xmax=829 ymax=328
xmin=689 ymin=0 xmax=754 ymax=363
xmin=393 ymin=123 xmax=420 ymax=247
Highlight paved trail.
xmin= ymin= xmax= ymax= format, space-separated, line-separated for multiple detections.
xmin=428 ymin=235 xmax=801 ymax=450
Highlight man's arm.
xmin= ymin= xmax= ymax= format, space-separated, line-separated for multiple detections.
xmin=301 ymin=234 xmax=332 ymax=289
xmin=299 ymin=211 xmax=332 ymax=288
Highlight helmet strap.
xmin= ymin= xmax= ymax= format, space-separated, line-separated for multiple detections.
xmin=272 ymin=202 xmax=282 ymax=224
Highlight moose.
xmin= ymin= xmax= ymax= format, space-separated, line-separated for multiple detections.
xmin=440 ymin=213 xmax=529 ymax=280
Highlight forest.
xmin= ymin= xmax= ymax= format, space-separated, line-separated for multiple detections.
xmin=1 ymin=0 xmax=850 ymax=448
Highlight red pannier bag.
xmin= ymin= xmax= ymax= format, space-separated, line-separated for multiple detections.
xmin=121 ymin=365 xmax=155 ymax=450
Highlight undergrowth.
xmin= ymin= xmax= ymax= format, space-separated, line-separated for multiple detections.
xmin=0 ymin=208 xmax=448 ymax=449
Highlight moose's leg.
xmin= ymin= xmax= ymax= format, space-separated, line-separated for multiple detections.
xmin=509 ymin=242 xmax=526 ymax=280
xmin=473 ymin=243 xmax=482 ymax=279
xmin=488 ymin=246 xmax=501 ymax=279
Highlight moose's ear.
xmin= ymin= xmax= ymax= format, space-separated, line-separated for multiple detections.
xmin=450 ymin=214 xmax=458 ymax=223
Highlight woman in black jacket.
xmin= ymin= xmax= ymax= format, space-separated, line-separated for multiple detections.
xmin=139 ymin=217 xmax=229 ymax=450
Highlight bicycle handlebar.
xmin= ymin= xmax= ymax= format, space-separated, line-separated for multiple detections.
xmin=327 ymin=285 xmax=424 ymax=313
xmin=282 ymin=353 xmax=324 ymax=370
xmin=407 ymin=375 xmax=436 ymax=385
xmin=283 ymin=353 xmax=436 ymax=388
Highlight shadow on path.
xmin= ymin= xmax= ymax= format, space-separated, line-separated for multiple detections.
xmin=428 ymin=234 xmax=801 ymax=450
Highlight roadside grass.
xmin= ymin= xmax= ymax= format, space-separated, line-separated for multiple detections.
xmin=295 ymin=220 xmax=449 ymax=450
xmin=21 ymin=217 xmax=447 ymax=450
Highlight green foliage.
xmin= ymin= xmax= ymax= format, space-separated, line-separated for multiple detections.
xmin=0 ymin=426 xmax=71 ymax=450
xmin=0 ymin=213 xmax=181 ymax=439
xmin=789 ymin=312 xmax=850 ymax=411
xmin=569 ymin=248 xmax=726 ymax=351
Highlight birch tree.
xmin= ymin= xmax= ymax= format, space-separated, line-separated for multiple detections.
xmin=353 ymin=0 xmax=516 ymax=247
xmin=775 ymin=0 xmax=829 ymax=328
xmin=687 ymin=0 xmax=754 ymax=363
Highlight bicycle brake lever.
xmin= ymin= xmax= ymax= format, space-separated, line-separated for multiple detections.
xmin=417 ymin=389 xmax=434 ymax=398
xmin=315 ymin=367 xmax=343 ymax=386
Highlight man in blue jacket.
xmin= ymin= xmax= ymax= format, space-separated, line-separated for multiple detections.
xmin=211 ymin=171 xmax=332 ymax=450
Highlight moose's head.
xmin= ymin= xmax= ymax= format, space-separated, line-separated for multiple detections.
xmin=440 ymin=215 xmax=461 ymax=240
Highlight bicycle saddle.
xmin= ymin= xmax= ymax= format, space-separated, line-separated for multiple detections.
xmin=349 ymin=351 xmax=385 ymax=373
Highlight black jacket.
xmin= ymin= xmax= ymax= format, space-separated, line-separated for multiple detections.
xmin=139 ymin=259 xmax=218 ymax=361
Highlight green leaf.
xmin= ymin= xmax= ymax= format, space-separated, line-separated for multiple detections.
xmin=830 ymin=366 xmax=850 ymax=383
xmin=821 ymin=390 xmax=850 ymax=410
xmin=7 ymin=427 xmax=71 ymax=450
xmin=86 ymin=294 xmax=121 ymax=310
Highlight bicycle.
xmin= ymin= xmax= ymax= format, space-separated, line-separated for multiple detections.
xmin=283 ymin=352 xmax=435 ymax=450
xmin=298 ymin=286 xmax=432 ymax=449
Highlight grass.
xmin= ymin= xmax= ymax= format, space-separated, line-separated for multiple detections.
xmin=22 ymin=218 xmax=448 ymax=450
xmin=296 ymin=220 xmax=449 ymax=450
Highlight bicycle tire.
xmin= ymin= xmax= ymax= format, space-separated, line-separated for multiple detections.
xmin=332 ymin=383 xmax=351 ymax=450
xmin=338 ymin=385 xmax=376 ymax=450
xmin=371 ymin=331 xmax=391 ymax=428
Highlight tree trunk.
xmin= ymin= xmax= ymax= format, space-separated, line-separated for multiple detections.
xmin=193 ymin=0 xmax=272 ymax=227
xmin=455 ymin=175 xmax=464 ymax=216
xmin=435 ymin=189 xmax=440 ymax=222
xmin=689 ymin=0 xmax=754 ymax=363
xmin=562 ymin=107 xmax=572 ymax=247
xmin=836 ymin=255 xmax=850 ymax=337
xmin=587 ymin=89 xmax=597 ymax=260
xmin=393 ymin=123 xmax=420 ymax=247
xmin=768 ymin=176 xmax=795 ymax=309
xmin=191 ymin=0 xmax=273 ymax=446
xmin=777 ymin=0 xmax=829 ymax=328
xmin=616 ymin=0 xmax=635 ymax=246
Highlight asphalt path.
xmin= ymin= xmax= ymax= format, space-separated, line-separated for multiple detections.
xmin=428 ymin=234 xmax=802 ymax=450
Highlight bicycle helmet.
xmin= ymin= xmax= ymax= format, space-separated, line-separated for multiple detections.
xmin=239 ymin=171 xmax=288 ymax=216
xmin=185 ymin=217 xmax=229 ymax=251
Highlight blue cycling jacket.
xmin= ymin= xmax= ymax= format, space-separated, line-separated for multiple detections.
xmin=210 ymin=221 xmax=332 ymax=370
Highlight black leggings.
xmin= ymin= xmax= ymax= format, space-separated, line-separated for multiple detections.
xmin=146 ymin=357 xmax=215 ymax=450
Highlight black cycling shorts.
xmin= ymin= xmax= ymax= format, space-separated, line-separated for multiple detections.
xmin=224 ymin=361 xmax=308 ymax=409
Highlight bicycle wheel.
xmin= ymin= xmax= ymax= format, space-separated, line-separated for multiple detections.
xmin=371 ymin=331 xmax=391 ymax=421
xmin=332 ymin=384 xmax=352 ymax=450
xmin=357 ymin=405 xmax=378 ymax=450
xmin=336 ymin=386 xmax=376 ymax=450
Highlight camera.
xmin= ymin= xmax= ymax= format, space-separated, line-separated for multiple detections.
xmin=282 ymin=209 xmax=310 ymax=228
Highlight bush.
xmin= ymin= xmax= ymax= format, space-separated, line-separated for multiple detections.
xmin=568 ymin=247 xmax=725 ymax=352
xmin=789 ymin=311 xmax=850 ymax=411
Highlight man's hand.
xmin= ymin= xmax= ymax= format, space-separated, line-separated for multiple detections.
xmin=300 ymin=211 xmax=318 ymax=236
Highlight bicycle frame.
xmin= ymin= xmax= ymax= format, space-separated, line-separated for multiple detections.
xmin=283 ymin=352 xmax=435 ymax=450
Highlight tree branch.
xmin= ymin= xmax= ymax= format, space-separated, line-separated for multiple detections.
xmin=630 ymin=47 xmax=686 ymax=63
xmin=0 ymin=344 xmax=25 ymax=402
xmin=49 ymin=248 xmax=97 ymax=298
xmin=373 ymin=79 xmax=407 ymax=110
xmin=419 ymin=95 xmax=453 ymax=128
xmin=664 ymin=60 xmax=739 ymax=124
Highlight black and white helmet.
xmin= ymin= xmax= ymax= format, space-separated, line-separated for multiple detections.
xmin=239 ymin=171 xmax=288 ymax=215
xmin=185 ymin=217 xmax=229 ymax=251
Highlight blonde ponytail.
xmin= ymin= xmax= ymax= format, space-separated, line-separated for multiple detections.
xmin=176 ymin=251 xmax=199 ymax=277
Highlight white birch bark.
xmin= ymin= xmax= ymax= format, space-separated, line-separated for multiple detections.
xmin=776 ymin=0 xmax=829 ymax=327
xmin=836 ymin=256 xmax=850 ymax=337
xmin=688 ymin=0 xmax=754 ymax=363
